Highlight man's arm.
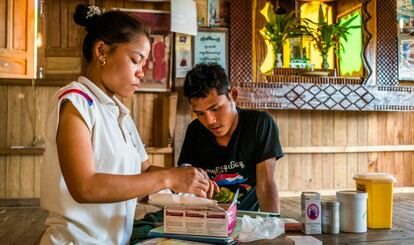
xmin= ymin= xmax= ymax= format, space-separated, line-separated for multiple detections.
xmin=256 ymin=157 xmax=280 ymax=213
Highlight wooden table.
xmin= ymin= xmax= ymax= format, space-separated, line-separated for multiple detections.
xmin=243 ymin=193 xmax=414 ymax=244
xmin=0 ymin=193 xmax=414 ymax=244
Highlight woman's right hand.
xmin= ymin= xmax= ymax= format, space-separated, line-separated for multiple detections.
xmin=167 ymin=167 xmax=212 ymax=198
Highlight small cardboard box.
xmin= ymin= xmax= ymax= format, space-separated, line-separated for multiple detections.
xmin=164 ymin=191 xmax=238 ymax=237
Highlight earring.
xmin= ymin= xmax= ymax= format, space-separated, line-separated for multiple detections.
xmin=99 ymin=55 xmax=106 ymax=66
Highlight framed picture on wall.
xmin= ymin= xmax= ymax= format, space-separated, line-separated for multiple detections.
xmin=119 ymin=8 xmax=172 ymax=91
xmin=194 ymin=28 xmax=228 ymax=73
xmin=175 ymin=33 xmax=193 ymax=79
xmin=397 ymin=0 xmax=414 ymax=81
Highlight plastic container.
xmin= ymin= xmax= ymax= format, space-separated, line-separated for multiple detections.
xmin=336 ymin=190 xmax=367 ymax=233
xmin=321 ymin=201 xmax=340 ymax=234
xmin=353 ymin=173 xmax=396 ymax=228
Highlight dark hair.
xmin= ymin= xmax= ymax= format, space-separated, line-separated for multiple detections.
xmin=183 ymin=63 xmax=230 ymax=100
xmin=73 ymin=4 xmax=149 ymax=62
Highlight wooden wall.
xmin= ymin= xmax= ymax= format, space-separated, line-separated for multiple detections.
xmin=270 ymin=110 xmax=414 ymax=192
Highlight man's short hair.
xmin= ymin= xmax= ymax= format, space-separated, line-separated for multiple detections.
xmin=183 ymin=63 xmax=230 ymax=100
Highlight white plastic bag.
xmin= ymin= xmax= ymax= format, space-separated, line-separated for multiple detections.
xmin=238 ymin=215 xmax=285 ymax=243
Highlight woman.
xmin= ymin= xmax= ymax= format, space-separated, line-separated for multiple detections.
xmin=40 ymin=4 xmax=217 ymax=244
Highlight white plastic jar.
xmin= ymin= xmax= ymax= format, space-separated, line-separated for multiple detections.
xmin=336 ymin=190 xmax=367 ymax=233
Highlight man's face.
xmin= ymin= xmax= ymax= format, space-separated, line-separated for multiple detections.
xmin=190 ymin=89 xmax=237 ymax=138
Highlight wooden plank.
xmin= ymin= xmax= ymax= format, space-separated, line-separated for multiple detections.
xmin=403 ymin=112 xmax=413 ymax=186
xmin=7 ymin=86 xmax=22 ymax=147
xmin=6 ymin=86 xmax=22 ymax=198
xmin=45 ymin=57 xmax=82 ymax=74
xmin=0 ymin=0 xmax=5 ymax=48
xmin=67 ymin=1 xmax=84 ymax=48
xmin=368 ymin=111 xmax=378 ymax=172
xmin=142 ymin=93 xmax=155 ymax=146
xmin=21 ymin=86 xmax=34 ymax=146
xmin=145 ymin=147 xmax=173 ymax=154
xmin=35 ymin=86 xmax=49 ymax=146
xmin=288 ymin=111 xmax=301 ymax=190
xmin=311 ymin=111 xmax=323 ymax=189
xmin=168 ymin=93 xmax=178 ymax=146
xmin=60 ymin=0 xmax=68 ymax=49
xmin=394 ymin=113 xmax=405 ymax=185
xmin=0 ymin=147 xmax=44 ymax=156
xmin=12 ymin=0 xmax=26 ymax=50
xmin=0 ymin=207 xmax=45 ymax=244
xmin=13 ymin=208 xmax=47 ymax=244
xmin=322 ymin=111 xmax=334 ymax=189
xmin=6 ymin=156 xmax=20 ymax=197
xmin=152 ymin=93 xmax=169 ymax=147
xmin=346 ymin=112 xmax=358 ymax=187
xmin=272 ymin=110 xmax=289 ymax=191
xmin=288 ymin=154 xmax=301 ymax=191
xmin=333 ymin=111 xmax=347 ymax=189
xmin=0 ymin=86 xmax=7 ymax=149
xmin=34 ymin=156 xmax=42 ymax=197
xmin=275 ymin=155 xmax=289 ymax=191
xmin=46 ymin=0 xmax=61 ymax=48
xmin=0 ymin=157 xmax=5 ymax=198
xmin=357 ymin=112 xmax=368 ymax=175
xmin=301 ymin=111 xmax=312 ymax=189
xmin=20 ymin=156 xmax=34 ymax=198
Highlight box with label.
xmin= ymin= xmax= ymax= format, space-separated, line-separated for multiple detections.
xmin=164 ymin=192 xmax=238 ymax=237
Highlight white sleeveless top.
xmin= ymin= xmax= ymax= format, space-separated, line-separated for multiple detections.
xmin=40 ymin=76 xmax=148 ymax=245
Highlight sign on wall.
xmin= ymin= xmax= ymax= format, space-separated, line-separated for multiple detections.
xmin=194 ymin=28 xmax=228 ymax=72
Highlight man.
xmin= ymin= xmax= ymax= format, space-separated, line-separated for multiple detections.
xmin=178 ymin=63 xmax=283 ymax=212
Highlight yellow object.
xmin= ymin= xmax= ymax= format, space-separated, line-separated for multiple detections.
xmin=260 ymin=39 xmax=275 ymax=74
xmin=353 ymin=173 xmax=396 ymax=228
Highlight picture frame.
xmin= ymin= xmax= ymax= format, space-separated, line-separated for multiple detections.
xmin=397 ymin=0 xmax=414 ymax=81
xmin=194 ymin=27 xmax=228 ymax=73
xmin=174 ymin=33 xmax=193 ymax=79
xmin=119 ymin=8 xmax=173 ymax=91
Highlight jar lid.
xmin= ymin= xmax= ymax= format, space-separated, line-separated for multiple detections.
xmin=336 ymin=190 xmax=367 ymax=200
xmin=353 ymin=173 xmax=396 ymax=182
xmin=321 ymin=201 xmax=340 ymax=206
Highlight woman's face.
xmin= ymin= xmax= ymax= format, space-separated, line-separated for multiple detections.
xmin=99 ymin=35 xmax=151 ymax=98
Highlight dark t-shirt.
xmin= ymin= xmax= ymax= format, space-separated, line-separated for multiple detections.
xmin=178 ymin=107 xmax=283 ymax=211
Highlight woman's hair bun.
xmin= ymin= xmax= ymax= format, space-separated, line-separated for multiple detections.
xmin=73 ymin=4 xmax=101 ymax=30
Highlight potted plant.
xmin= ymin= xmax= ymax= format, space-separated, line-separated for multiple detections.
xmin=259 ymin=1 xmax=302 ymax=73
xmin=301 ymin=4 xmax=361 ymax=70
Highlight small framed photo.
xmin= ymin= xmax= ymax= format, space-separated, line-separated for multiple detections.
xmin=194 ymin=27 xmax=228 ymax=73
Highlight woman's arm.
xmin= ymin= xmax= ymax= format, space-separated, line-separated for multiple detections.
xmin=57 ymin=102 xmax=211 ymax=203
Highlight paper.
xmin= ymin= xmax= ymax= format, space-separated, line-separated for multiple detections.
xmin=171 ymin=0 xmax=197 ymax=36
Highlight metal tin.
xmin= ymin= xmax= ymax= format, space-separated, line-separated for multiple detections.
xmin=321 ymin=201 xmax=340 ymax=234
